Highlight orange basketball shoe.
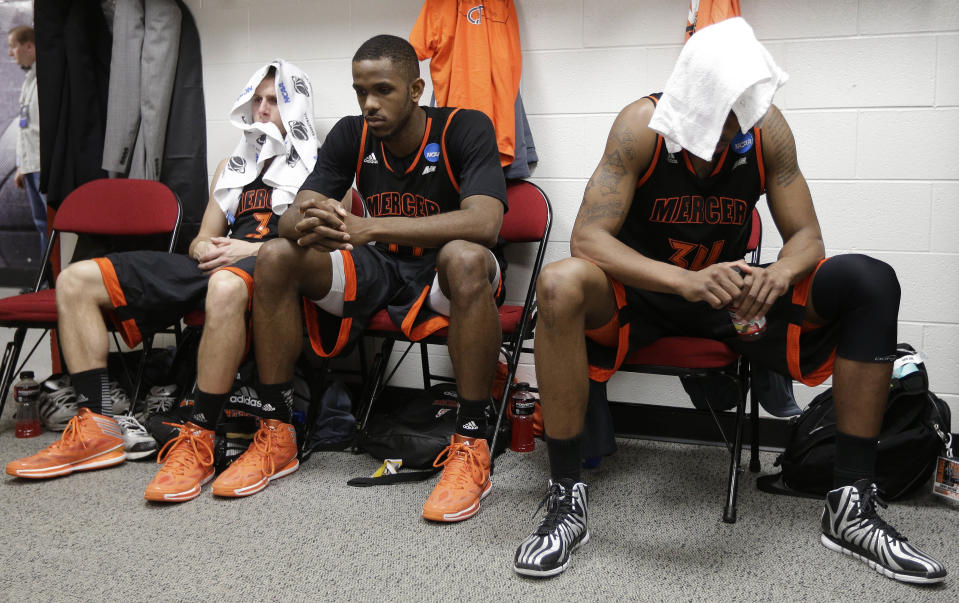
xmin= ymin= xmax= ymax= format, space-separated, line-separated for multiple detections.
xmin=211 ymin=419 xmax=298 ymax=497
xmin=5 ymin=408 xmax=125 ymax=479
xmin=422 ymin=434 xmax=492 ymax=522
xmin=144 ymin=423 xmax=215 ymax=503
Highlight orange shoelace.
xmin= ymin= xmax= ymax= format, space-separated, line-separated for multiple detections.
xmin=48 ymin=414 xmax=87 ymax=451
xmin=232 ymin=425 xmax=277 ymax=477
xmin=156 ymin=425 xmax=214 ymax=475
xmin=432 ymin=441 xmax=485 ymax=489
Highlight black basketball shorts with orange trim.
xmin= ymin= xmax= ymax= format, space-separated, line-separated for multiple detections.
xmin=302 ymin=244 xmax=505 ymax=359
xmin=586 ymin=263 xmax=840 ymax=387
xmin=96 ymin=251 xmax=256 ymax=348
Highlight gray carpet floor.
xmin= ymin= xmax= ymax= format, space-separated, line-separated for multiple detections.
xmin=1 ymin=420 xmax=956 ymax=602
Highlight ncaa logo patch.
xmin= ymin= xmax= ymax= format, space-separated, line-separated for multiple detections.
xmin=467 ymin=5 xmax=483 ymax=25
xmin=731 ymin=131 xmax=754 ymax=155
xmin=424 ymin=142 xmax=441 ymax=163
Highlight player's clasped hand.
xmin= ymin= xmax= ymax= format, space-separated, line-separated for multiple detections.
xmin=294 ymin=197 xmax=353 ymax=252
xmin=679 ymin=260 xmax=750 ymax=309
xmin=732 ymin=263 xmax=791 ymax=322
xmin=196 ymin=237 xmax=258 ymax=273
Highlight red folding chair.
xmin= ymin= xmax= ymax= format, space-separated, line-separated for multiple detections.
xmin=609 ymin=208 xmax=763 ymax=523
xmin=0 ymin=179 xmax=182 ymax=420
xmin=351 ymin=180 xmax=552 ymax=460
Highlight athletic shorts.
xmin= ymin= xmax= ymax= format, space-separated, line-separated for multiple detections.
xmin=95 ymin=251 xmax=256 ymax=348
xmin=586 ymin=259 xmax=840 ymax=387
xmin=302 ymin=244 xmax=504 ymax=358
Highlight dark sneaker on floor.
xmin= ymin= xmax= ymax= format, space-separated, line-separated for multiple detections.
xmin=821 ymin=479 xmax=947 ymax=584
xmin=115 ymin=414 xmax=158 ymax=460
xmin=514 ymin=479 xmax=589 ymax=578
xmin=214 ymin=416 xmax=258 ymax=475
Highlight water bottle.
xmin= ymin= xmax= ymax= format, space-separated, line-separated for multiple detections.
xmin=509 ymin=383 xmax=536 ymax=453
xmin=14 ymin=371 xmax=42 ymax=438
xmin=728 ymin=266 xmax=767 ymax=341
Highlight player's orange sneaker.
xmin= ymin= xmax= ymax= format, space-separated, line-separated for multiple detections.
xmin=211 ymin=419 xmax=298 ymax=497
xmin=5 ymin=408 xmax=125 ymax=479
xmin=422 ymin=434 xmax=492 ymax=522
xmin=144 ymin=422 xmax=215 ymax=503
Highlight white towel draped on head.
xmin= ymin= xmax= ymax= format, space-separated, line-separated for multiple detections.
xmin=649 ymin=17 xmax=788 ymax=161
xmin=213 ymin=59 xmax=317 ymax=220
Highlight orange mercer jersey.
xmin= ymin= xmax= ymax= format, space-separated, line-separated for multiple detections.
xmin=229 ymin=174 xmax=279 ymax=241
xmin=617 ymin=94 xmax=765 ymax=271
xmin=410 ymin=0 xmax=522 ymax=167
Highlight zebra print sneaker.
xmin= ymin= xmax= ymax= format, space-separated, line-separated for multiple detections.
xmin=821 ymin=479 xmax=946 ymax=584
xmin=513 ymin=479 xmax=589 ymax=577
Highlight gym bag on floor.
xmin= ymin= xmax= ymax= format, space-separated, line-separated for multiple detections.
xmin=757 ymin=344 xmax=952 ymax=500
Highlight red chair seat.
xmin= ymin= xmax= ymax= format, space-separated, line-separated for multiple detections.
xmin=0 ymin=290 xmax=58 ymax=324
xmin=183 ymin=310 xmax=206 ymax=327
xmin=623 ymin=336 xmax=738 ymax=369
xmin=364 ymin=304 xmax=525 ymax=338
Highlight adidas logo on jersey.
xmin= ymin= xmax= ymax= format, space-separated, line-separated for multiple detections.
xmin=666 ymin=153 xmax=678 ymax=164
xmin=422 ymin=165 xmax=436 ymax=175
xmin=732 ymin=156 xmax=748 ymax=170
xmin=363 ymin=152 xmax=378 ymax=165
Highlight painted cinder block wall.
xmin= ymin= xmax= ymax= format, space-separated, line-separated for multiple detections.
xmin=186 ymin=0 xmax=959 ymax=421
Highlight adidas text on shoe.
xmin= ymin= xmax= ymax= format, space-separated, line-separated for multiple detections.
xmin=116 ymin=414 xmax=158 ymax=460
xmin=821 ymin=479 xmax=947 ymax=584
xmin=144 ymin=422 xmax=215 ymax=503
xmin=211 ymin=419 xmax=298 ymax=497
xmin=422 ymin=434 xmax=491 ymax=523
xmin=514 ymin=479 xmax=590 ymax=578
xmin=5 ymin=408 xmax=126 ymax=479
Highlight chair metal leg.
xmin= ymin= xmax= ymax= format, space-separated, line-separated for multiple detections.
xmin=0 ymin=329 xmax=27 ymax=420
xmin=355 ymin=339 xmax=395 ymax=432
xmin=749 ymin=382 xmax=761 ymax=473
xmin=723 ymin=372 xmax=747 ymax=524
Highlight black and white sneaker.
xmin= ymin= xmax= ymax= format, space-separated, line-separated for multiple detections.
xmin=115 ymin=414 xmax=158 ymax=460
xmin=821 ymin=479 xmax=947 ymax=584
xmin=214 ymin=416 xmax=259 ymax=474
xmin=514 ymin=479 xmax=589 ymax=577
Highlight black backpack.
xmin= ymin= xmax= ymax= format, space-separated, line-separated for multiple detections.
xmin=349 ymin=384 xmax=509 ymax=486
xmin=758 ymin=345 xmax=952 ymax=500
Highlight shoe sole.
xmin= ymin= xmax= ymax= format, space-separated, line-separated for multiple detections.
xmin=211 ymin=458 xmax=300 ymax=498
xmin=124 ymin=443 xmax=158 ymax=461
xmin=6 ymin=446 xmax=126 ymax=479
xmin=513 ymin=531 xmax=590 ymax=578
xmin=422 ymin=479 xmax=493 ymax=523
xmin=820 ymin=534 xmax=946 ymax=585
xmin=145 ymin=472 xmax=214 ymax=503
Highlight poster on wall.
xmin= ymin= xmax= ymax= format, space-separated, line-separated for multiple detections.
xmin=1 ymin=0 xmax=42 ymax=288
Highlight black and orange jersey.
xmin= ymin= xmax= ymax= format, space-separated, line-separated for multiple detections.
xmin=229 ymin=174 xmax=279 ymax=241
xmin=617 ymin=93 xmax=766 ymax=271
xmin=301 ymin=106 xmax=507 ymax=228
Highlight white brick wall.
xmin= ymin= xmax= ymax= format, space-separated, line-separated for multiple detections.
xmin=186 ymin=0 xmax=959 ymax=421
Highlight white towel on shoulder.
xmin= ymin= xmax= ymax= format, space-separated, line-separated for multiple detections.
xmin=213 ymin=59 xmax=317 ymax=220
xmin=649 ymin=17 xmax=788 ymax=161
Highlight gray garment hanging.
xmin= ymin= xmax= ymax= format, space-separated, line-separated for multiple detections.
xmin=102 ymin=0 xmax=181 ymax=179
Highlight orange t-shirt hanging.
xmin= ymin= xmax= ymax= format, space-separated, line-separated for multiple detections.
xmin=685 ymin=0 xmax=741 ymax=40
xmin=410 ymin=0 xmax=522 ymax=168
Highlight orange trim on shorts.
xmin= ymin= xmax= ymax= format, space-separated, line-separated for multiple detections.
xmin=442 ymin=108 xmax=463 ymax=193
xmin=215 ymin=266 xmax=254 ymax=309
xmin=402 ymin=283 xmax=450 ymax=342
xmin=303 ymin=251 xmax=358 ymax=358
xmin=93 ymin=257 xmax=143 ymax=348
xmin=586 ymin=278 xmax=630 ymax=382
xmin=786 ymin=259 xmax=835 ymax=386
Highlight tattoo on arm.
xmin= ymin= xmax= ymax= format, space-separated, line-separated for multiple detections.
xmin=577 ymin=198 xmax=626 ymax=227
xmin=595 ymin=149 xmax=626 ymax=195
xmin=764 ymin=111 xmax=801 ymax=188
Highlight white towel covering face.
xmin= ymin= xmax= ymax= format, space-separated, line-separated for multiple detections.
xmin=213 ymin=59 xmax=317 ymax=220
xmin=649 ymin=17 xmax=788 ymax=161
